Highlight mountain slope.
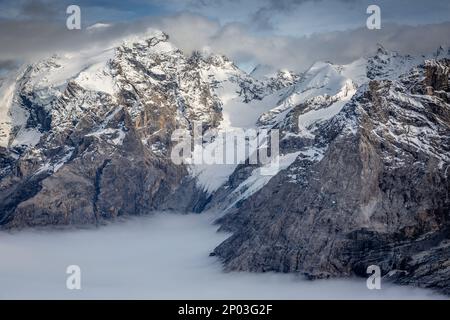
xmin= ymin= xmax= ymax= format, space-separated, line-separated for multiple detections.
xmin=0 ymin=31 xmax=221 ymax=226
xmin=0 ymin=31 xmax=449 ymax=294
xmin=213 ymin=57 xmax=450 ymax=294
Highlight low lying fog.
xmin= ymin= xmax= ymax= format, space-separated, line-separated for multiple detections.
xmin=0 ymin=212 xmax=444 ymax=299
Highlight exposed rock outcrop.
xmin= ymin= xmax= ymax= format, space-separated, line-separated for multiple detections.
xmin=213 ymin=59 xmax=450 ymax=294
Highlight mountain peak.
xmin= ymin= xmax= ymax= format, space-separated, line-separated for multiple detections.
xmin=250 ymin=64 xmax=277 ymax=79
xmin=376 ymin=43 xmax=388 ymax=55
xmin=120 ymin=29 xmax=170 ymax=49
xmin=434 ymin=45 xmax=447 ymax=57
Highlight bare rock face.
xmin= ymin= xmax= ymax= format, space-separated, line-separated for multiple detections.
xmin=0 ymin=32 xmax=223 ymax=228
xmin=213 ymin=59 xmax=450 ymax=293
xmin=0 ymin=30 xmax=290 ymax=227
xmin=1 ymin=104 xmax=168 ymax=228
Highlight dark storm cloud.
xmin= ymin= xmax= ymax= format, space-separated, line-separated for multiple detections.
xmin=200 ymin=21 xmax=450 ymax=71
xmin=187 ymin=0 xmax=359 ymax=30
xmin=0 ymin=0 xmax=449 ymax=73
xmin=19 ymin=0 xmax=61 ymax=19
xmin=251 ymin=0 xmax=321 ymax=29
xmin=0 ymin=0 xmax=66 ymax=21
xmin=187 ymin=0 xmax=450 ymax=34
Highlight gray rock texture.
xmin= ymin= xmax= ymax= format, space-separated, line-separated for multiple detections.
xmin=213 ymin=59 xmax=450 ymax=294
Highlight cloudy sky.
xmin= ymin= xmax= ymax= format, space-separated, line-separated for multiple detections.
xmin=0 ymin=0 xmax=449 ymax=73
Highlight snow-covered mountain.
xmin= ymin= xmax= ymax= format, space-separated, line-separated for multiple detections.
xmin=0 ymin=30 xmax=449 ymax=294
xmin=213 ymin=49 xmax=450 ymax=295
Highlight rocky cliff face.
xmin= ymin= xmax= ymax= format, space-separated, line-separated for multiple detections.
xmin=0 ymin=31 xmax=230 ymax=227
xmin=0 ymin=30 xmax=295 ymax=227
xmin=213 ymin=56 xmax=450 ymax=294
xmin=0 ymin=32 xmax=449 ymax=294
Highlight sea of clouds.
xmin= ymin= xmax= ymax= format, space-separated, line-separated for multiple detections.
xmin=0 ymin=212 xmax=445 ymax=299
